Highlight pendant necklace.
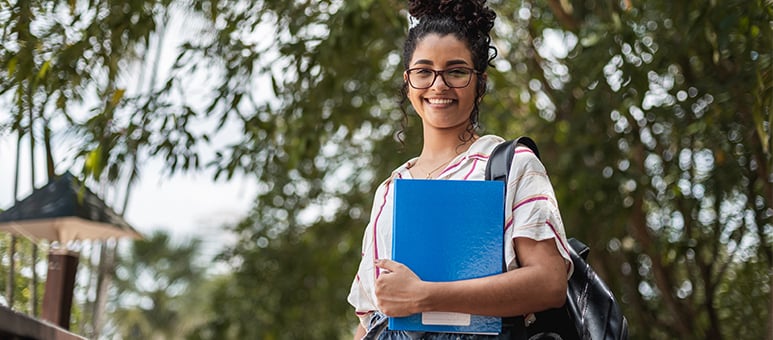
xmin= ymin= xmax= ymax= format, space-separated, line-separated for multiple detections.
xmin=424 ymin=155 xmax=457 ymax=179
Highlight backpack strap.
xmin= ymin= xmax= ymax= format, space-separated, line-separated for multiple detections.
xmin=486 ymin=137 xmax=629 ymax=340
xmin=486 ymin=137 xmax=541 ymax=339
xmin=485 ymin=136 xmax=540 ymax=182
xmin=485 ymin=136 xmax=541 ymax=272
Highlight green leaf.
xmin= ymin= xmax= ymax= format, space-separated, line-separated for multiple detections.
xmin=37 ymin=60 xmax=50 ymax=80
xmin=111 ymin=88 xmax=125 ymax=106
xmin=7 ymin=56 xmax=17 ymax=75
xmin=84 ymin=146 xmax=103 ymax=179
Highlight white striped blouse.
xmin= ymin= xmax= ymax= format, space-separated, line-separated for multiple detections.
xmin=347 ymin=134 xmax=573 ymax=327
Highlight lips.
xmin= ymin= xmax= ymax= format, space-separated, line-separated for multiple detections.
xmin=426 ymin=98 xmax=455 ymax=105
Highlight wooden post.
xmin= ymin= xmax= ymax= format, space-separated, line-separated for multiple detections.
xmin=41 ymin=249 xmax=79 ymax=330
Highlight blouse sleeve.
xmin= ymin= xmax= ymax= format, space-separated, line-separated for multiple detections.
xmin=347 ymin=176 xmax=394 ymax=327
xmin=503 ymin=145 xmax=573 ymax=277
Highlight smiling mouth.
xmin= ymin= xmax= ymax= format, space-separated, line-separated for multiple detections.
xmin=426 ymin=98 xmax=455 ymax=105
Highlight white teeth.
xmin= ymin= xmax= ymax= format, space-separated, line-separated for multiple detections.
xmin=427 ymin=98 xmax=453 ymax=105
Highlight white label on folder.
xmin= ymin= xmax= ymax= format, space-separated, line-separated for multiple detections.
xmin=421 ymin=312 xmax=472 ymax=326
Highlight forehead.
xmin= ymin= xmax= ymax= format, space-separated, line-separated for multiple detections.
xmin=410 ymin=34 xmax=473 ymax=66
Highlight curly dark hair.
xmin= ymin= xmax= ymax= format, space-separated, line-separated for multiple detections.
xmin=397 ymin=0 xmax=498 ymax=145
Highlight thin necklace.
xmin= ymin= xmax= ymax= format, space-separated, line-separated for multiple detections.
xmin=424 ymin=155 xmax=457 ymax=179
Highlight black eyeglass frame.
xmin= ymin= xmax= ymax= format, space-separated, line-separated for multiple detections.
xmin=404 ymin=67 xmax=481 ymax=89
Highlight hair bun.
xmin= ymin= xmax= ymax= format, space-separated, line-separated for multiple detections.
xmin=408 ymin=0 xmax=495 ymax=34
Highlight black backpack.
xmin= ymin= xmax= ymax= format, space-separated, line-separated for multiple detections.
xmin=485 ymin=137 xmax=629 ymax=340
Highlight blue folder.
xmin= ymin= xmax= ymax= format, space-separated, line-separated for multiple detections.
xmin=389 ymin=179 xmax=504 ymax=334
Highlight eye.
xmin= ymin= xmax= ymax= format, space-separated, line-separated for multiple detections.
xmin=446 ymin=68 xmax=471 ymax=78
xmin=412 ymin=68 xmax=434 ymax=77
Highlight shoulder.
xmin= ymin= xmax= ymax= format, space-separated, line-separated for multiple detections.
xmin=475 ymin=135 xmax=543 ymax=165
xmin=468 ymin=135 xmax=505 ymax=156
xmin=512 ymin=143 xmax=546 ymax=174
xmin=373 ymin=158 xmax=416 ymax=194
xmin=502 ymin=145 xmax=551 ymax=194
xmin=487 ymin=137 xmax=546 ymax=175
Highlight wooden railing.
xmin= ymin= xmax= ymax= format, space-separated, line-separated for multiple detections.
xmin=0 ymin=305 xmax=86 ymax=340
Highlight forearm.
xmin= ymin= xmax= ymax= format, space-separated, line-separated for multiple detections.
xmin=375 ymin=238 xmax=569 ymax=317
xmin=353 ymin=323 xmax=366 ymax=340
xmin=419 ymin=264 xmax=566 ymax=317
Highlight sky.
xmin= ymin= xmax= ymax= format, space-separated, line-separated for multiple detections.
xmin=0 ymin=134 xmax=258 ymax=260
xmin=0 ymin=9 xmax=268 ymax=261
xmin=0 ymin=10 xmax=574 ymax=262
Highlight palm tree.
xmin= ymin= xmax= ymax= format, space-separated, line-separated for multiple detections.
xmin=108 ymin=231 xmax=206 ymax=339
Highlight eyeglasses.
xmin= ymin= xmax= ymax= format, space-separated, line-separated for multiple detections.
xmin=405 ymin=67 xmax=479 ymax=89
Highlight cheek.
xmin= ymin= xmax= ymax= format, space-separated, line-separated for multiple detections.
xmin=407 ymin=89 xmax=424 ymax=108
xmin=460 ymin=90 xmax=478 ymax=110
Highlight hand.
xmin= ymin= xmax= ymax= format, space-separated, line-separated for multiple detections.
xmin=373 ymin=259 xmax=427 ymax=317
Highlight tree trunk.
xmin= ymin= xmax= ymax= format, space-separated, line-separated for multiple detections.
xmin=80 ymin=244 xmax=96 ymax=337
xmin=630 ymin=142 xmax=695 ymax=338
xmin=30 ymin=244 xmax=38 ymax=316
xmin=28 ymin=108 xmax=38 ymax=316
xmin=91 ymin=241 xmax=116 ymax=338
xmin=769 ymin=269 xmax=773 ymax=340
xmin=7 ymin=128 xmax=23 ymax=308
xmin=5 ymin=236 xmax=15 ymax=308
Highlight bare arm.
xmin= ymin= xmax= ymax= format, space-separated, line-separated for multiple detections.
xmin=353 ymin=323 xmax=366 ymax=340
xmin=374 ymin=237 xmax=568 ymax=317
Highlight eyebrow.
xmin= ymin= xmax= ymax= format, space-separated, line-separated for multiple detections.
xmin=412 ymin=59 xmax=471 ymax=67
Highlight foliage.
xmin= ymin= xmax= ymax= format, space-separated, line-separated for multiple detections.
xmin=502 ymin=1 xmax=772 ymax=338
xmin=108 ymin=231 xmax=206 ymax=339
xmin=189 ymin=216 xmax=362 ymax=339
xmin=181 ymin=1 xmax=411 ymax=338
xmin=0 ymin=236 xmax=45 ymax=314
xmin=1 ymin=0 xmax=770 ymax=339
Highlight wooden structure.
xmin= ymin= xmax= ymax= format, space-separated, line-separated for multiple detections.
xmin=0 ymin=172 xmax=141 ymax=331
xmin=0 ymin=305 xmax=86 ymax=340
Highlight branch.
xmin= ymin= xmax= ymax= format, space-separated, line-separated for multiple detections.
xmin=43 ymin=121 xmax=56 ymax=180
xmin=545 ymin=0 xmax=580 ymax=31
xmin=629 ymin=142 xmax=694 ymax=337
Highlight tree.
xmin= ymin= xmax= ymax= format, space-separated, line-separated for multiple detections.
xmin=1 ymin=0 xmax=770 ymax=339
xmin=183 ymin=0 xmax=410 ymax=338
xmin=495 ymin=0 xmax=772 ymax=338
xmin=0 ymin=0 xmax=193 ymax=332
xmin=108 ymin=231 xmax=206 ymax=339
xmin=186 ymin=0 xmax=771 ymax=339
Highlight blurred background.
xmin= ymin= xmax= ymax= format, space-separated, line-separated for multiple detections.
xmin=0 ymin=0 xmax=770 ymax=339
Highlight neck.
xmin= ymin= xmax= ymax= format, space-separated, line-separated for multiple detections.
xmin=411 ymin=128 xmax=476 ymax=179
xmin=419 ymin=127 xmax=476 ymax=162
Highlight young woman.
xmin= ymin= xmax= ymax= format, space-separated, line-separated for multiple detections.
xmin=348 ymin=1 xmax=573 ymax=338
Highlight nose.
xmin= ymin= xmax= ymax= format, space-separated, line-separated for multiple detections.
xmin=430 ymin=73 xmax=450 ymax=90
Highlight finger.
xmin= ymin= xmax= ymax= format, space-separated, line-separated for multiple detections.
xmin=374 ymin=259 xmax=401 ymax=272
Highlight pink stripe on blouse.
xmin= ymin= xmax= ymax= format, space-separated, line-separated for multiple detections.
xmin=513 ymin=195 xmax=549 ymax=210
xmin=515 ymin=148 xmax=534 ymax=155
xmin=372 ymin=178 xmax=394 ymax=278
xmin=546 ymin=220 xmax=571 ymax=260
xmin=437 ymin=153 xmax=485 ymax=178
xmin=505 ymin=196 xmax=549 ymax=231
xmin=463 ymin=158 xmax=480 ymax=179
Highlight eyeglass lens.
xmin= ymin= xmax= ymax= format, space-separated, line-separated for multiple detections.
xmin=407 ymin=68 xmax=473 ymax=89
